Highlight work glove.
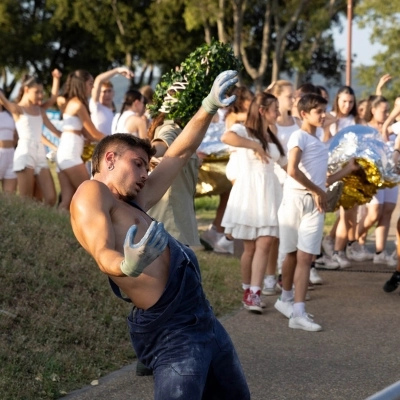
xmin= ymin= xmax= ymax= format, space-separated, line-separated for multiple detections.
xmin=201 ymin=70 xmax=239 ymax=115
xmin=120 ymin=221 xmax=168 ymax=277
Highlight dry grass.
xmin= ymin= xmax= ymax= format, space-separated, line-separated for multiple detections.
xmin=0 ymin=193 xmax=242 ymax=399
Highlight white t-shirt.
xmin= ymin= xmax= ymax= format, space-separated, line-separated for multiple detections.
xmin=390 ymin=121 xmax=400 ymax=136
xmin=329 ymin=112 xmax=356 ymax=136
xmin=89 ymin=98 xmax=114 ymax=135
xmin=284 ymin=129 xmax=328 ymax=191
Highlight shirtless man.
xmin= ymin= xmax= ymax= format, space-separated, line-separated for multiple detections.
xmin=70 ymin=71 xmax=250 ymax=399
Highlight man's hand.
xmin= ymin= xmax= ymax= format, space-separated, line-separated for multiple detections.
xmin=202 ymin=70 xmax=239 ymax=115
xmin=312 ymin=189 xmax=328 ymax=213
xmin=120 ymin=221 xmax=168 ymax=277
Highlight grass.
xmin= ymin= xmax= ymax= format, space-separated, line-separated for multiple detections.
xmin=0 ymin=193 xmax=241 ymax=399
xmin=0 ymin=193 xmax=337 ymax=399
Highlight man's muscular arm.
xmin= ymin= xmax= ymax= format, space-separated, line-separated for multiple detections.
xmin=71 ymin=180 xmax=125 ymax=276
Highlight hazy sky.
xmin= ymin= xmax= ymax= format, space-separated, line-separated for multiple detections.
xmin=332 ymin=15 xmax=382 ymax=67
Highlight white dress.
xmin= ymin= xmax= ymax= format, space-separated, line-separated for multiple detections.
xmin=222 ymin=124 xmax=287 ymax=240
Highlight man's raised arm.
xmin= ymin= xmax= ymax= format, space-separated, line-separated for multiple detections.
xmin=139 ymin=70 xmax=238 ymax=210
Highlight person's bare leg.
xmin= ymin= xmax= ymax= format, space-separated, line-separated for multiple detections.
xmin=375 ymin=202 xmax=396 ymax=252
xmin=241 ymin=240 xmax=254 ymax=286
xmin=267 ymin=237 xmax=279 ymax=276
xmin=16 ymin=168 xmax=35 ymax=198
xmin=358 ymin=204 xmax=381 ymax=245
xmin=250 ymin=236 xmax=274 ymax=288
xmin=58 ymin=165 xmax=89 ymax=211
xmin=282 ymin=251 xmax=297 ymax=291
xmin=293 ymin=250 xmax=313 ymax=303
xmin=2 ymin=178 xmax=17 ymax=194
xmin=36 ymin=168 xmax=57 ymax=206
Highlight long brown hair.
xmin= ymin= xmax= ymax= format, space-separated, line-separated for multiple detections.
xmin=245 ymin=92 xmax=285 ymax=156
xmin=62 ymin=70 xmax=92 ymax=113
xmin=16 ymin=75 xmax=43 ymax=103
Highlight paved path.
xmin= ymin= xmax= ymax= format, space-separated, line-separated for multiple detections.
xmin=64 ymin=201 xmax=400 ymax=400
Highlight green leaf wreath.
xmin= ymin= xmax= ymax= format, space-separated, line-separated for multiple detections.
xmin=148 ymin=39 xmax=242 ymax=127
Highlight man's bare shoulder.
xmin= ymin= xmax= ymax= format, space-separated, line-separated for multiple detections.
xmin=71 ymin=180 xmax=114 ymax=215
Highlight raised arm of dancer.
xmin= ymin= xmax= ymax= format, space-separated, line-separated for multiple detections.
xmin=137 ymin=70 xmax=238 ymax=210
xmin=91 ymin=67 xmax=134 ymax=103
xmin=381 ymin=99 xmax=400 ymax=142
xmin=375 ymin=74 xmax=392 ymax=96
xmin=41 ymin=69 xmax=62 ymax=109
xmin=0 ymin=90 xmax=21 ymax=116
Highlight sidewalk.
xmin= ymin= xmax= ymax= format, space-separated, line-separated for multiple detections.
xmin=64 ymin=202 xmax=400 ymax=400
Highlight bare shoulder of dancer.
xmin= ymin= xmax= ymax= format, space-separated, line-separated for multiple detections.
xmin=70 ymin=180 xmax=170 ymax=308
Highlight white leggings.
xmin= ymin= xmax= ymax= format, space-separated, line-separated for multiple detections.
xmin=56 ymin=132 xmax=84 ymax=170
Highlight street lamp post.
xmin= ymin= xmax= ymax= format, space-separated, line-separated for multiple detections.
xmin=346 ymin=0 xmax=353 ymax=86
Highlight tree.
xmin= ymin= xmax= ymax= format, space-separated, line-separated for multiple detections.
xmin=355 ymin=0 xmax=400 ymax=103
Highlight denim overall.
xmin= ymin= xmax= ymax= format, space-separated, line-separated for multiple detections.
xmin=111 ymin=203 xmax=250 ymax=400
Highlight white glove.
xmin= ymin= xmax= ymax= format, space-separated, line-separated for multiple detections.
xmin=202 ymin=70 xmax=239 ymax=114
xmin=120 ymin=221 xmax=168 ymax=277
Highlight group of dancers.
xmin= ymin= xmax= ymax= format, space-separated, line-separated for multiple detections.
xmin=0 ymin=66 xmax=151 ymax=211
xmin=200 ymin=75 xmax=400 ymax=332
xmin=1 ymin=67 xmax=400 ymax=334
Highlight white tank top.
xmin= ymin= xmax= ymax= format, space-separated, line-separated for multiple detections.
xmin=63 ymin=113 xmax=83 ymax=131
xmin=0 ymin=111 xmax=15 ymax=141
xmin=112 ymin=110 xmax=136 ymax=135
xmin=15 ymin=110 xmax=43 ymax=142
xmin=276 ymin=118 xmax=299 ymax=152
xmin=329 ymin=113 xmax=356 ymax=136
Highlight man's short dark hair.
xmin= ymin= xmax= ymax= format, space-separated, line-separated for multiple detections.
xmin=91 ymin=134 xmax=156 ymax=177
xmin=297 ymin=93 xmax=327 ymax=115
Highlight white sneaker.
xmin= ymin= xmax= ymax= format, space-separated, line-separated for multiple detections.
xmin=310 ymin=267 xmax=323 ymax=285
xmin=315 ymin=255 xmax=339 ymax=270
xmin=200 ymin=224 xmax=223 ymax=250
xmin=388 ymin=250 xmax=398 ymax=267
xmin=213 ymin=235 xmax=234 ymax=254
xmin=332 ymin=252 xmax=351 ymax=269
xmin=274 ymin=297 xmax=293 ymax=319
xmin=262 ymin=277 xmax=277 ymax=296
xmin=322 ymin=235 xmax=334 ymax=257
xmin=346 ymin=242 xmax=372 ymax=262
xmin=289 ymin=314 xmax=322 ymax=332
xmin=373 ymin=251 xmax=390 ymax=265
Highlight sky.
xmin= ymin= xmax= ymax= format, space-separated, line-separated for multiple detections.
xmin=332 ymin=15 xmax=382 ymax=67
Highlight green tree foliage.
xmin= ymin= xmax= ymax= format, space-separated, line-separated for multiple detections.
xmin=0 ymin=0 xmax=352 ymax=95
xmin=355 ymin=0 xmax=400 ymax=103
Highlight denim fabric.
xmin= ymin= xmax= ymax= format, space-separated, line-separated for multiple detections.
xmin=127 ymin=235 xmax=250 ymax=400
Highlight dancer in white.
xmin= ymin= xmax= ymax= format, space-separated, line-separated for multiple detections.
xmin=0 ymin=71 xmax=62 ymax=205
xmin=221 ymin=92 xmax=287 ymax=313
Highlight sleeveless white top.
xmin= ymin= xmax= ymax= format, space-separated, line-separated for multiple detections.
xmin=276 ymin=118 xmax=299 ymax=152
xmin=0 ymin=111 xmax=15 ymax=141
xmin=329 ymin=113 xmax=356 ymax=136
xmin=63 ymin=114 xmax=83 ymax=131
xmin=15 ymin=110 xmax=43 ymax=142
xmin=112 ymin=111 xmax=136 ymax=135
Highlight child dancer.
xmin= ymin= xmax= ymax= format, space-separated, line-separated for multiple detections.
xmin=221 ymin=92 xmax=287 ymax=314
xmin=275 ymin=93 xmax=359 ymax=331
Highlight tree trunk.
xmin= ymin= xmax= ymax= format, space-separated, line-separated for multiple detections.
xmin=217 ymin=0 xmax=226 ymax=43
xmin=204 ymin=21 xmax=212 ymax=44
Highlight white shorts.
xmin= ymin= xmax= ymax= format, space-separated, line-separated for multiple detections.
xmin=369 ymin=186 xmax=399 ymax=205
xmin=56 ymin=132 xmax=84 ymax=170
xmin=278 ymin=190 xmax=325 ymax=255
xmin=0 ymin=148 xmax=16 ymax=179
xmin=13 ymin=139 xmax=48 ymax=174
